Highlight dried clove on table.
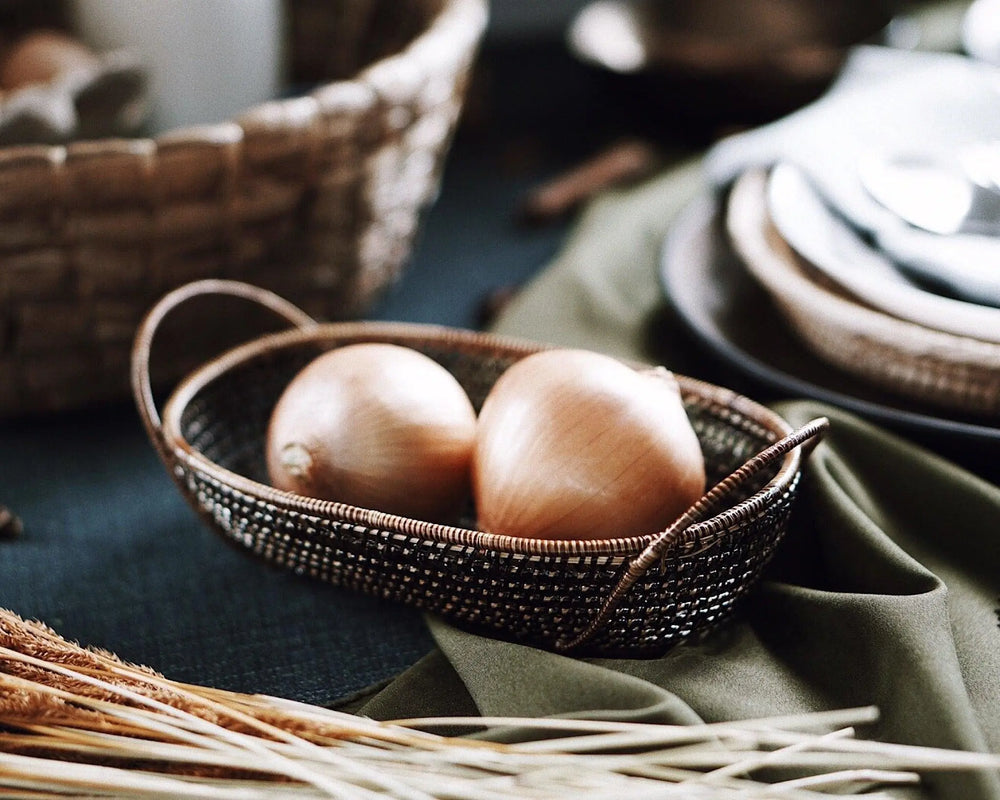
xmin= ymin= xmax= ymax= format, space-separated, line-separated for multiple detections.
xmin=516 ymin=138 xmax=662 ymax=226
xmin=476 ymin=283 xmax=522 ymax=329
xmin=0 ymin=505 xmax=23 ymax=539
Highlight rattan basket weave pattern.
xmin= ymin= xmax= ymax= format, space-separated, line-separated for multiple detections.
xmin=133 ymin=280 xmax=819 ymax=658
xmin=0 ymin=0 xmax=486 ymax=418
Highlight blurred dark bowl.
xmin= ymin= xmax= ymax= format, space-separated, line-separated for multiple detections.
xmin=568 ymin=0 xmax=904 ymax=140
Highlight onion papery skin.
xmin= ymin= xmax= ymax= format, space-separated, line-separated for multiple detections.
xmin=266 ymin=343 xmax=478 ymax=522
xmin=473 ymin=349 xmax=706 ymax=540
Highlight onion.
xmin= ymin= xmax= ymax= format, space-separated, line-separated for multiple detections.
xmin=473 ymin=349 xmax=706 ymax=540
xmin=266 ymin=343 xmax=477 ymax=521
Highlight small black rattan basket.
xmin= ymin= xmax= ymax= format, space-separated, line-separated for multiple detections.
xmin=132 ymin=280 xmax=825 ymax=658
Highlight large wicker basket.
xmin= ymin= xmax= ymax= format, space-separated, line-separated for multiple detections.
xmin=132 ymin=280 xmax=826 ymax=657
xmin=0 ymin=0 xmax=487 ymax=418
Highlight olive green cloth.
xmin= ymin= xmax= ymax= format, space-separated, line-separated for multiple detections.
xmin=354 ymin=161 xmax=1000 ymax=799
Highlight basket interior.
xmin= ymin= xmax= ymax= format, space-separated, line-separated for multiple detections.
xmin=175 ymin=334 xmax=784 ymax=535
xmin=288 ymin=0 xmax=447 ymax=84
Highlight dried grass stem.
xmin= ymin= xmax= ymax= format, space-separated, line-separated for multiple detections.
xmin=0 ymin=609 xmax=996 ymax=799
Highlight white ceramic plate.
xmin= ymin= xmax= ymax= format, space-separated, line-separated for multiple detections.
xmin=766 ymin=162 xmax=1000 ymax=343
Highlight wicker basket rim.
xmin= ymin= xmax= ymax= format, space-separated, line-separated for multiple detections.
xmin=0 ymin=0 xmax=488 ymax=161
xmin=728 ymin=169 xmax=1000 ymax=367
xmin=158 ymin=319 xmax=802 ymax=558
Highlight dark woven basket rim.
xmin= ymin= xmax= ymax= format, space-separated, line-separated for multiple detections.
xmin=158 ymin=319 xmax=801 ymax=558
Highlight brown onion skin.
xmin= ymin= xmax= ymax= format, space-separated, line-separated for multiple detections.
xmin=266 ymin=343 xmax=477 ymax=522
xmin=473 ymin=349 xmax=706 ymax=540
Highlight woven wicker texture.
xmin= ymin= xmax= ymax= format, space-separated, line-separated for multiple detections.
xmin=0 ymin=0 xmax=486 ymax=418
xmin=137 ymin=281 xmax=810 ymax=658
xmin=727 ymin=169 xmax=1000 ymax=418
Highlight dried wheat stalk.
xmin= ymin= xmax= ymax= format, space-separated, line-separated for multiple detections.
xmin=0 ymin=608 xmax=997 ymax=799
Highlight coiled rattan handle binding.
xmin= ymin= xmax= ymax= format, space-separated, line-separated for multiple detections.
xmin=556 ymin=416 xmax=830 ymax=654
xmin=130 ymin=279 xmax=318 ymax=456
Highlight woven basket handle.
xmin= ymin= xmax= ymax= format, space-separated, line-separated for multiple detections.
xmin=131 ymin=279 xmax=317 ymax=448
xmin=557 ymin=416 xmax=830 ymax=653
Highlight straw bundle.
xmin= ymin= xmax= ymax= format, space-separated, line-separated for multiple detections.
xmin=0 ymin=608 xmax=997 ymax=798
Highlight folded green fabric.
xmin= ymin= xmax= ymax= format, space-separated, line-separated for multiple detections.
xmin=356 ymin=160 xmax=1000 ymax=799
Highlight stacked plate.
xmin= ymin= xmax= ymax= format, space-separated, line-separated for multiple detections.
xmin=659 ymin=45 xmax=1000 ymax=467
xmin=660 ymin=167 xmax=1000 ymax=461
xmin=728 ymin=166 xmax=1000 ymax=418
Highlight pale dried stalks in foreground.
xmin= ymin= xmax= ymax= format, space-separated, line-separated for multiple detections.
xmin=0 ymin=608 xmax=997 ymax=799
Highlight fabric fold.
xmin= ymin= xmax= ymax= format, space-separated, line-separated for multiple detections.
xmin=359 ymin=401 xmax=1000 ymax=798
xmin=428 ymin=616 xmax=704 ymax=725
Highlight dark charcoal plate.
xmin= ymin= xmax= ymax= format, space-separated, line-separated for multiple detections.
xmin=657 ymin=193 xmax=1000 ymax=476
